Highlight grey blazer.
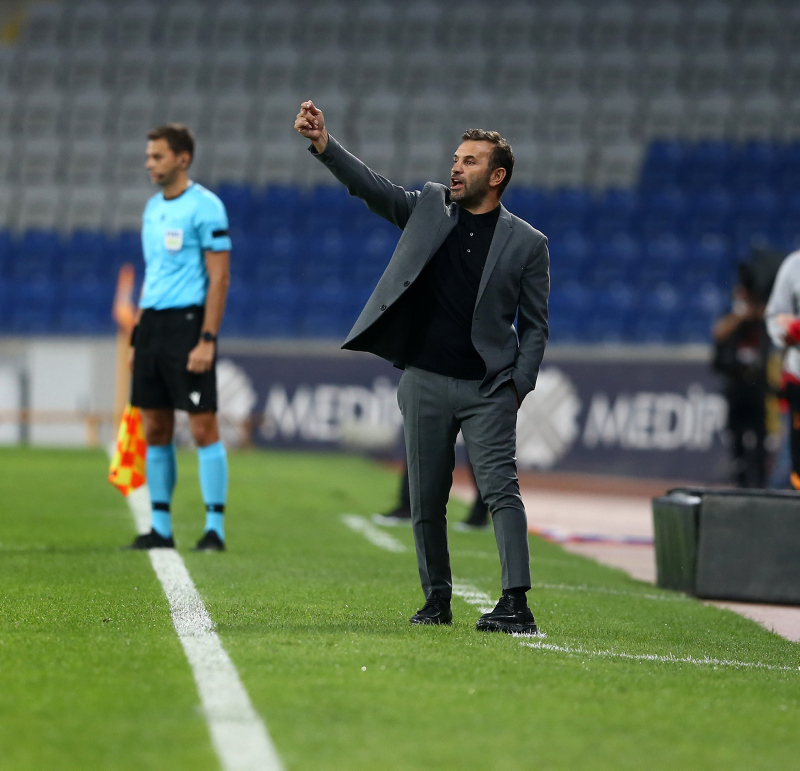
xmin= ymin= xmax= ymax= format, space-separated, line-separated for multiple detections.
xmin=312 ymin=136 xmax=550 ymax=401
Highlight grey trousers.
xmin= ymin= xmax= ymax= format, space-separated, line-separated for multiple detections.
xmin=397 ymin=366 xmax=531 ymax=600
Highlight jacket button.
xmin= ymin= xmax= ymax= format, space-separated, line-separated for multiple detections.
xmin=403 ymin=281 xmax=410 ymax=287
xmin=380 ymin=304 xmax=387 ymax=311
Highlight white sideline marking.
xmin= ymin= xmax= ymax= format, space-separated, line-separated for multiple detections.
xmin=522 ymin=641 xmax=800 ymax=673
xmin=126 ymin=485 xmax=283 ymax=771
xmin=348 ymin=513 xmax=794 ymax=668
xmin=341 ymin=514 xmax=407 ymax=553
xmin=531 ymin=582 xmax=688 ymax=603
xmin=343 ymin=516 xmax=545 ymax=635
xmin=451 ymin=581 xmax=495 ymax=615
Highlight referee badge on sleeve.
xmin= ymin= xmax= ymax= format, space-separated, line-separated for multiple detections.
xmin=164 ymin=228 xmax=184 ymax=252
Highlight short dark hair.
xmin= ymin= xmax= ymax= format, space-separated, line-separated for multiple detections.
xmin=461 ymin=129 xmax=514 ymax=196
xmin=147 ymin=123 xmax=194 ymax=164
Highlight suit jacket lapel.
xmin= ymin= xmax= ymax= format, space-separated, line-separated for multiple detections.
xmin=475 ymin=205 xmax=512 ymax=306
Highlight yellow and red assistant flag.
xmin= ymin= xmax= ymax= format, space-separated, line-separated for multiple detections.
xmin=108 ymin=405 xmax=146 ymax=496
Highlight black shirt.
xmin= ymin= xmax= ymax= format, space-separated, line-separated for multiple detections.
xmin=405 ymin=205 xmax=501 ymax=380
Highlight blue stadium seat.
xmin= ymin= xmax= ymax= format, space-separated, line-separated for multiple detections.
xmin=588 ymin=233 xmax=641 ymax=285
xmin=352 ymin=228 xmax=395 ymax=284
xmin=683 ymin=140 xmax=734 ymax=191
xmin=548 ymin=283 xmax=587 ymax=343
xmin=589 ymin=188 xmax=640 ymax=239
xmin=778 ymin=191 xmax=800 ymax=251
xmin=12 ymin=231 xmax=62 ymax=282
xmin=295 ymin=232 xmax=349 ymax=283
xmin=298 ymin=284 xmax=352 ymax=338
xmin=640 ymin=140 xmax=685 ymax=190
xmin=732 ymin=185 xmax=779 ymax=246
xmin=687 ymin=282 xmax=727 ymax=319
xmin=686 ymin=186 xmax=733 ymax=239
xmin=0 ymin=279 xmax=12 ymax=330
xmin=777 ymin=143 xmax=800 ymax=194
xmin=251 ymin=285 xmax=300 ymax=337
xmin=586 ymin=285 xmax=635 ymax=343
xmin=683 ymin=235 xmax=730 ymax=286
xmin=640 ymin=187 xmax=687 ymax=238
xmin=544 ymin=189 xmax=592 ymax=237
xmin=549 ymin=232 xmax=589 ymax=285
xmin=636 ymin=233 xmax=687 ymax=287
xmin=504 ymin=189 xmax=546 ymax=229
xmin=222 ymin=286 xmax=255 ymax=336
xmin=108 ymin=232 xmax=144 ymax=275
xmin=8 ymin=279 xmax=59 ymax=333
xmin=731 ymin=141 xmax=781 ymax=192
xmin=303 ymin=188 xmax=353 ymax=236
xmin=253 ymin=186 xmax=306 ymax=233
xmin=62 ymin=231 xmax=111 ymax=282
xmin=676 ymin=311 xmax=714 ymax=344
xmin=252 ymin=230 xmax=299 ymax=285
xmin=216 ymin=183 xmax=256 ymax=232
xmin=0 ymin=231 xmax=12 ymax=279
xmin=59 ymin=281 xmax=116 ymax=334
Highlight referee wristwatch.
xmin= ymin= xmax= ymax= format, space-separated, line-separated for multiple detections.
xmin=200 ymin=331 xmax=217 ymax=344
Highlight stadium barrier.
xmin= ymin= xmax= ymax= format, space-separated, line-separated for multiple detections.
xmin=653 ymin=488 xmax=800 ymax=603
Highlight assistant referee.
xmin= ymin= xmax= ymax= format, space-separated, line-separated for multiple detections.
xmin=127 ymin=124 xmax=232 ymax=552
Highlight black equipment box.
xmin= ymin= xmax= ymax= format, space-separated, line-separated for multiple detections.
xmin=652 ymin=488 xmax=800 ymax=604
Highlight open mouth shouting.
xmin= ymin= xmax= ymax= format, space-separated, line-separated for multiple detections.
xmin=450 ymin=176 xmax=465 ymax=193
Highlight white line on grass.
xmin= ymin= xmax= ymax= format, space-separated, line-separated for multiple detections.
xmin=346 ymin=514 xmax=792 ymax=670
xmin=126 ymin=485 xmax=283 ymax=771
xmin=522 ymin=641 xmax=800 ymax=672
xmin=341 ymin=514 xmax=407 ymax=553
xmin=451 ymin=581 xmax=495 ymax=614
xmin=342 ymin=516 xmax=544 ymax=634
xmin=531 ymin=582 xmax=689 ymax=603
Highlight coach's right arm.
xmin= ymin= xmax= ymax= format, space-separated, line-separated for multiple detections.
xmin=294 ymin=101 xmax=418 ymax=229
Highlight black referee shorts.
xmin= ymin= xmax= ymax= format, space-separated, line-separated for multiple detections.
xmin=131 ymin=306 xmax=217 ymax=413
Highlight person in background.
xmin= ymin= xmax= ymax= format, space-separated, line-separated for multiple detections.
xmin=713 ymin=265 xmax=769 ymax=488
xmin=127 ymin=124 xmax=232 ymax=551
xmin=375 ymin=459 xmax=490 ymax=531
xmin=765 ymin=248 xmax=800 ymax=491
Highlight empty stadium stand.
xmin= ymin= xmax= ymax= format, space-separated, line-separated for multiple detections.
xmin=0 ymin=0 xmax=795 ymax=341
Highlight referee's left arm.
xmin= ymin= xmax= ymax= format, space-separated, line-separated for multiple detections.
xmin=187 ymin=250 xmax=230 ymax=374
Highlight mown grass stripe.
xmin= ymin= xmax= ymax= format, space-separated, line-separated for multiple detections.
xmin=127 ymin=485 xmax=283 ymax=771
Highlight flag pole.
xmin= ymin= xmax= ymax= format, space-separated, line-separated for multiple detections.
xmin=112 ymin=264 xmax=136 ymax=430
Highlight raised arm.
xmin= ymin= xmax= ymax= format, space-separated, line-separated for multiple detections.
xmin=294 ymin=100 xmax=419 ymax=229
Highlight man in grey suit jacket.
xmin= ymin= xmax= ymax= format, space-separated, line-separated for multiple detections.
xmin=295 ymin=100 xmax=550 ymax=635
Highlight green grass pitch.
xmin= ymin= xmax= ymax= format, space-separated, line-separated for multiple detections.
xmin=0 ymin=447 xmax=799 ymax=770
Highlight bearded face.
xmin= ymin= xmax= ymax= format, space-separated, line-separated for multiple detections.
xmin=450 ymin=140 xmax=498 ymax=209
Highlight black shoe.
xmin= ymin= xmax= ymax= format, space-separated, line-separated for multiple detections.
xmin=454 ymin=502 xmax=490 ymax=532
xmin=372 ymin=506 xmax=412 ymax=526
xmin=193 ymin=530 xmax=226 ymax=552
xmin=410 ymin=597 xmax=453 ymax=626
xmin=125 ymin=529 xmax=175 ymax=550
xmin=476 ymin=593 xmax=538 ymax=635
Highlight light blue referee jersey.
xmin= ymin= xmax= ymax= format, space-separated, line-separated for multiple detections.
xmin=140 ymin=182 xmax=232 ymax=310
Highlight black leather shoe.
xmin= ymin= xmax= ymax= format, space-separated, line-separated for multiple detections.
xmin=124 ymin=529 xmax=175 ymax=550
xmin=193 ymin=530 xmax=226 ymax=552
xmin=410 ymin=597 xmax=453 ymax=626
xmin=476 ymin=593 xmax=538 ymax=635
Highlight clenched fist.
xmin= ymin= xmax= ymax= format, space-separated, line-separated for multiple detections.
xmin=294 ymin=100 xmax=329 ymax=153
